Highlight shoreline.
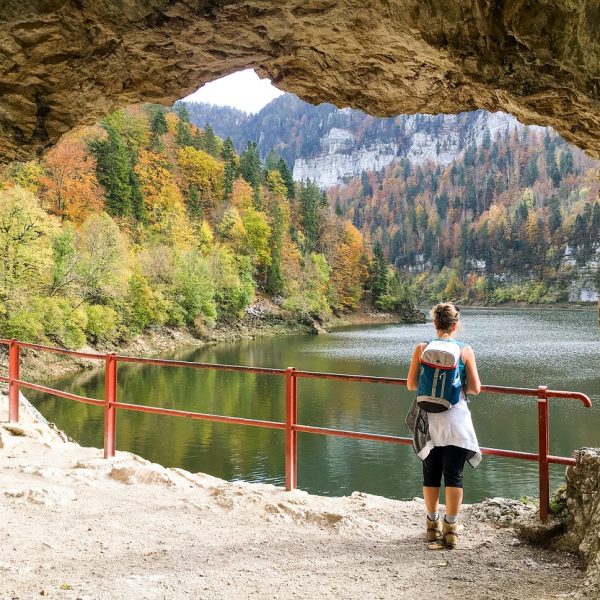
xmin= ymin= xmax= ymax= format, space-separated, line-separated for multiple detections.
xmin=17 ymin=302 xmax=424 ymax=383
xmin=417 ymin=301 xmax=597 ymax=312
xmin=13 ymin=300 xmax=597 ymax=384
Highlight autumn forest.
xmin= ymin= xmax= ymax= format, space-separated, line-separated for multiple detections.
xmin=0 ymin=104 xmax=374 ymax=349
xmin=1 ymin=99 xmax=599 ymax=351
xmin=330 ymin=127 xmax=600 ymax=304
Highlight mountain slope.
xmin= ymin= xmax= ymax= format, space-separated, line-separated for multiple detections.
xmin=329 ymin=127 xmax=600 ymax=303
xmin=184 ymin=95 xmax=535 ymax=187
xmin=183 ymin=94 xmax=600 ymax=303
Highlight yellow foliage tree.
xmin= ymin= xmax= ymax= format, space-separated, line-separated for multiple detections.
xmin=329 ymin=222 xmax=368 ymax=310
xmin=216 ymin=207 xmax=246 ymax=251
xmin=241 ymin=208 xmax=272 ymax=270
xmin=1 ymin=161 xmax=44 ymax=194
xmin=0 ymin=186 xmax=58 ymax=295
xmin=135 ymin=150 xmax=194 ymax=248
xmin=526 ymin=212 xmax=539 ymax=247
xmin=267 ymin=170 xmax=287 ymax=197
xmin=231 ymin=178 xmax=254 ymax=210
xmin=103 ymin=107 xmax=150 ymax=151
xmin=444 ymin=270 xmax=464 ymax=300
xmin=197 ymin=220 xmax=214 ymax=254
xmin=165 ymin=112 xmax=178 ymax=135
xmin=177 ymin=147 xmax=224 ymax=218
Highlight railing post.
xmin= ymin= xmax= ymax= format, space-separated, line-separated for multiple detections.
xmin=8 ymin=340 xmax=20 ymax=422
xmin=538 ymin=385 xmax=550 ymax=521
xmin=285 ymin=367 xmax=297 ymax=491
xmin=103 ymin=353 xmax=117 ymax=458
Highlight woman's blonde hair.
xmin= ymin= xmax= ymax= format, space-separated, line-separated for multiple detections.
xmin=431 ymin=302 xmax=460 ymax=331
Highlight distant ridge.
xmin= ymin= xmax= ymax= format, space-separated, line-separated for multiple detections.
xmin=183 ymin=94 xmax=540 ymax=188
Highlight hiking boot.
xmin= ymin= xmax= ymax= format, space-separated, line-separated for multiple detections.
xmin=426 ymin=516 xmax=442 ymax=542
xmin=443 ymin=519 xmax=458 ymax=549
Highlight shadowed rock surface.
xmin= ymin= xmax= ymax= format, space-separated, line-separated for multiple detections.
xmin=564 ymin=448 xmax=600 ymax=599
xmin=1 ymin=0 xmax=600 ymax=163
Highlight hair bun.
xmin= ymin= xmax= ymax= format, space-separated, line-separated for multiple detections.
xmin=431 ymin=302 xmax=460 ymax=331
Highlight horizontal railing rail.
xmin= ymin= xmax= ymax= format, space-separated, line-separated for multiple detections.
xmin=0 ymin=338 xmax=592 ymax=521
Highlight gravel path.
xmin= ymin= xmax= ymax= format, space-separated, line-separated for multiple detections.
xmin=0 ymin=395 xmax=583 ymax=600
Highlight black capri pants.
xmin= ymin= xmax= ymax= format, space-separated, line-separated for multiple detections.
xmin=423 ymin=445 xmax=468 ymax=488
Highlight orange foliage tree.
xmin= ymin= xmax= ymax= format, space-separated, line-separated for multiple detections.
xmin=39 ymin=136 xmax=104 ymax=223
xmin=329 ymin=222 xmax=369 ymax=310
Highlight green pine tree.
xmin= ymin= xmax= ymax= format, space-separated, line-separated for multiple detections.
xmin=240 ymin=141 xmax=263 ymax=209
xmin=591 ymin=202 xmax=600 ymax=246
xmin=147 ymin=104 xmax=170 ymax=151
xmin=88 ymin=123 xmax=133 ymax=218
xmin=361 ymin=171 xmax=373 ymax=198
xmin=203 ymin=124 xmax=218 ymax=158
xmin=175 ymin=119 xmax=194 ymax=147
xmin=130 ymin=170 xmax=146 ymax=223
xmin=173 ymin=101 xmax=191 ymax=123
xmin=370 ymin=242 xmax=388 ymax=302
xmin=221 ymin=137 xmax=237 ymax=203
xmin=192 ymin=129 xmax=205 ymax=151
xmin=266 ymin=200 xmax=287 ymax=296
xmin=548 ymin=197 xmax=562 ymax=234
xmin=149 ymin=105 xmax=168 ymax=136
xmin=265 ymin=150 xmax=279 ymax=172
xmin=148 ymin=106 xmax=167 ymax=152
xmin=187 ymin=185 xmax=203 ymax=221
xmin=277 ymin=158 xmax=295 ymax=199
xmin=544 ymin=133 xmax=561 ymax=188
xmin=299 ymin=180 xmax=321 ymax=253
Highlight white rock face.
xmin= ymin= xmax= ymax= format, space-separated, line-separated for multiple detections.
xmin=321 ymin=127 xmax=354 ymax=152
xmin=293 ymin=111 xmax=532 ymax=188
xmin=565 ymin=255 xmax=599 ymax=301
xmin=579 ymin=288 xmax=599 ymax=301
xmin=294 ymin=143 xmax=398 ymax=188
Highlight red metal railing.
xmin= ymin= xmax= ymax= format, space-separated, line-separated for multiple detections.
xmin=0 ymin=338 xmax=592 ymax=521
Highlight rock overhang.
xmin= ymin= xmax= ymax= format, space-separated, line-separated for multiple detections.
xmin=1 ymin=0 xmax=600 ymax=163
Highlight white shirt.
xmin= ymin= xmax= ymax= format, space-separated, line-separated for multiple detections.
xmin=427 ymin=393 xmax=482 ymax=467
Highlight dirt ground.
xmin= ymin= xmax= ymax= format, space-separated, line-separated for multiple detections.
xmin=0 ymin=394 xmax=584 ymax=600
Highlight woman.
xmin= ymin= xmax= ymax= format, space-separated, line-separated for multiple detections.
xmin=405 ymin=303 xmax=482 ymax=549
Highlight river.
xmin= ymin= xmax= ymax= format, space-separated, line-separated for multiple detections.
xmin=27 ymin=307 xmax=600 ymax=503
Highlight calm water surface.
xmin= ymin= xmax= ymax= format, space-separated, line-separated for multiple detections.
xmin=28 ymin=308 xmax=600 ymax=503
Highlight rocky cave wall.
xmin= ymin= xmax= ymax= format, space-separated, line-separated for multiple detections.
xmin=1 ymin=0 xmax=600 ymax=164
xmin=565 ymin=448 xmax=600 ymax=598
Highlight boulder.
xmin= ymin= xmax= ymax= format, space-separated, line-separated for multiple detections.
xmin=563 ymin=447 xmax=600 ymax=598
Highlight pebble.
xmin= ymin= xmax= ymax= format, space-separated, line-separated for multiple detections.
xmin=524 ymin=558 xmax=540 ymax=568
xmin=510 ymin=538 xmax=522 ymax=546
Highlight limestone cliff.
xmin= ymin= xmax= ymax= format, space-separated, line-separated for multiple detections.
xmin=292 ymin=111 xmax=525 ymax=188
xmin=186 ymin=96 xmax=535 ymax=188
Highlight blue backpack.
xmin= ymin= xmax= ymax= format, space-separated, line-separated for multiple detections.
xmin=417 ymin=339 xmax=464 ymax=413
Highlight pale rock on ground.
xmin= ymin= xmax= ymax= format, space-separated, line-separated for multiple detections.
xmin=0 ymin=393 xmax=583 ymax=600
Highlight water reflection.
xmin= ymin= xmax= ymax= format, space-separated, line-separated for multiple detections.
xmin=28 ymin=308 xmax=600 ymax=502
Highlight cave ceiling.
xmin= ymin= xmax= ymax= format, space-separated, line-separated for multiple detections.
xmin=1 ymin=0 xmax=600 ymax=163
